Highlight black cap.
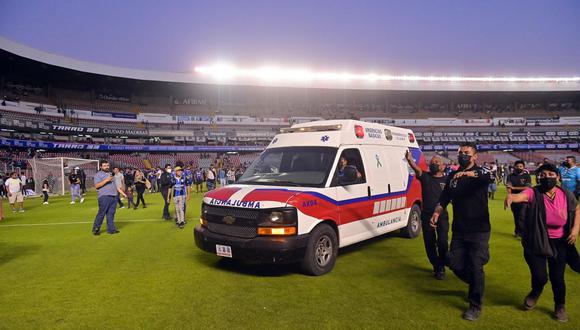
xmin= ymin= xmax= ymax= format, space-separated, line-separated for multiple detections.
xmin=536 ymin=163 xmax=559 ymax=175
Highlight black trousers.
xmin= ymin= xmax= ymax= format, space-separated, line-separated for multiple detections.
xmin=524 ymin=238 xmax=568 ymax=306
xmin=43 ymin=191 xmax=49 ymax=203
xmin=510 ymin=203 xmax=527 ymax=236
xmin=161 ymin=188 xmax=170 ymax=218
xmin=448 ymin=231 xmax=490 ymax=309
xmin=421 ymin=211 xmax=449 ymax=271
xmin=117 ymin=195 xmax=124 ymax=208
xmin=134 ymin=189 xmax=146 ymax=208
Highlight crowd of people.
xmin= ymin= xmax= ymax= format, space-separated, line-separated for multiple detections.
xmin=1 ymin=148 xmax=580 ymax=323
xmin=406 ymin=147 xmax=579 ymax=322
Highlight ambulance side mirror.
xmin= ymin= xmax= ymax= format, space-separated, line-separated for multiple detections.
xmin=339 ymin=166 xmax=358 ymax=185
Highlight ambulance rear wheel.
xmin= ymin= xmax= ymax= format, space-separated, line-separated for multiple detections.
xmin=301 ymin=224 xmax=338 ymax=276
xmin=401 ymin=204 xmax=421 ymax=238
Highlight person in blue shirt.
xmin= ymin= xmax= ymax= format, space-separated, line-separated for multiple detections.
xmin=92 ymin=160 xmax=127 ymax=235
xmin=218 ymin=167 xmax=227 ymax=187
xmin=184 ymin=166 xmax=194 ymax=187
xmin=194 ymin=167 xmax=204 ymax=193
xmin=167 ymin=166 xmax=189 ymax=229
xmin=560 ymin=156 xmax=580 ymax=199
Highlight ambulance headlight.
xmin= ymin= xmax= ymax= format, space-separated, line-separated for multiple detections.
xmin=259 ymin=208 xmax=297 ymax=226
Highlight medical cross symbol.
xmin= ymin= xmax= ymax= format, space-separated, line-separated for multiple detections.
xmin=321 ymin=135 xmax=330 ymax=142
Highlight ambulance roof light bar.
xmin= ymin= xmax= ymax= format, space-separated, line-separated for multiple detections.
xmin=280 ymin=124 xmax=343 ymax=134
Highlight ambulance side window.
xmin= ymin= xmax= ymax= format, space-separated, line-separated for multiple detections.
xmin=332 ymin=149 xmax=366 ymax=186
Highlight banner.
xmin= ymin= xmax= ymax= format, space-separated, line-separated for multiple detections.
xmin=0 ymin=138 xmax=265 ymax=152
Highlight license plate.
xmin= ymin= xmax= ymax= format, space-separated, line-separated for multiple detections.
xmin=215 ymin=244 xmax=232 ymax=258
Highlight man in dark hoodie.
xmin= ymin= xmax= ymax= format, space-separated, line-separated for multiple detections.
xmin=430 ymin=142 xmax=494 ymax=321
xmin=505 ymin=163 xmax=580 ymax=323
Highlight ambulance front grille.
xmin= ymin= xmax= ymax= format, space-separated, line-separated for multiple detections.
xmin=203 ymin=205 xmax=260 ymax=238
xmin=206 ymin=222 xmax=257 ymax=239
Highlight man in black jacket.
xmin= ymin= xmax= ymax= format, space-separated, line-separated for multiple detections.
xmin=506 ymin=160 xmax=532 ymax=237
xmin=431 ymin=142 xmax=494 ymax=321
xmin=159 ymin=164 xmax=173 ymax=220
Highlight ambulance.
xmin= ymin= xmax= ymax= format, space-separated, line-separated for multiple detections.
xmin=194 ymin=120 xmax=427 ymax=275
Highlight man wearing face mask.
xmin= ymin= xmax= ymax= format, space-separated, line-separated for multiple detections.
xmin=406 ymin=151 xmax=449 ymax=280
xmin=505 ymin=163 xmax=580 ymax=322
xmin=159 ymin=164 xmax=173 ymax=220
xmin=430 ymin=142 xmax=494 ymax=321
xmin=559 ymin=156 xmax=580 ymax=200
xmin=507 ymin=161 xmax=532 ymax=237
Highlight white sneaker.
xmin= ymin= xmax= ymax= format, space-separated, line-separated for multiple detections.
xmin=43 ymin=202 xmax=49 ymax=205
xmin=70 ymin=201 xmax=75 ymax=204
xmin=80 ymin=197 xmax=85 ymax=203
xmin=19 ymin=209 xmax=25 ymax=212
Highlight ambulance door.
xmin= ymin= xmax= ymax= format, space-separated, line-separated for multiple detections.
xmin=363 ymin=145 xmax=410 ymax=235
xmin=331 ymin=147 xmax=371 ymax=246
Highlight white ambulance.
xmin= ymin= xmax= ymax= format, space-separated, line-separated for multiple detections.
xmin=195 ymin=120 xmax=427 ymax=275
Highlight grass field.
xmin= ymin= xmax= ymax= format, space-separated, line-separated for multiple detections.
xmin=0 ymin=187 xmax=579 ymax=329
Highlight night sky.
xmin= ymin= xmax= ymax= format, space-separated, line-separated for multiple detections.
xmin=1 ymin=0 xmax=579 ymax=76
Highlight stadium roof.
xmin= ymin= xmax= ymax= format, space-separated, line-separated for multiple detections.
xmin=1 ymin=36 xmax=579 ymax=92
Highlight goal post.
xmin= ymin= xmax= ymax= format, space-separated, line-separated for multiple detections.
xmin=28 ymin=157 xmax=100 ymax=195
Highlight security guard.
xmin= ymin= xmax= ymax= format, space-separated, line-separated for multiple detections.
xmin=431 ymin=142 xmax=494 ymax=321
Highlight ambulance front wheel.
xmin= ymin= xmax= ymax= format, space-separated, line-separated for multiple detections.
xmin=301 ymin=224 xmax=338 ymax=276
xmin=401 ymin=204 xmax=421 ymax=238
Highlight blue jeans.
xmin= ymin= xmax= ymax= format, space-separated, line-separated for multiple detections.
xmin=93 ymin=195 xmax=118 ymax=233
xmin=71 ymin=184 xmax=81 ymax=202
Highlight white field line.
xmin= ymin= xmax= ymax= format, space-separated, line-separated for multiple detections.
xmin=0 ymin=218 xmax=166 ymax=228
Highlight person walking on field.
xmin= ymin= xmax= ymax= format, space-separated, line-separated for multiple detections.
xmin=406 ymin=150 xmax=449 ymax=280
xmin=167 ymin=166 xmax=189 ymax=229
xmin=69 ymin=168 xmax=84 ymax=204
xmin=505 ymin=163 xmax=580 ymax=323
xmin=5 ymin=172 xmax=25 ymax=213
xmin=133 ymin=170 xmax=149 ymax=209
xmin=430 ymin=142 xmax=494 ymax=321
xmin=92 ymin=160 xmax=127 ymax=235
xmin=42 ymin=179 xmax=50 ymax=205
xmin=112 ymin=167 xmax=125 ymax=209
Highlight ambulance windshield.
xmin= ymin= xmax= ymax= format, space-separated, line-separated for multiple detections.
xmin=237 ymin=147 xmax=337 ymax=187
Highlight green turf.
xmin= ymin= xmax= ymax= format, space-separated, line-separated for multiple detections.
xmin=0 ymin=187 xmax=579 ymax=329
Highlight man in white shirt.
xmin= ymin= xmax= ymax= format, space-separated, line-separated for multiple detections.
xmin=206 ymin=166 xmax=216 ymax=191
xmin=5 ymin=172 xmax=25 ymax=212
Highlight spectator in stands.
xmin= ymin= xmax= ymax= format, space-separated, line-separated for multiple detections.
xmin=6 ymin=172 xmax=25 ymax=213
xmin=206 ymin=165 xmax=217 ymax=191
xmin=112 ymin=167 xmax=125 ymax=209
xmin=92 ymin=160 xmax=126 ymax=235
xmin=504 ymin=163 xmax=580 ymax=322
xmin=507 ymin=161 xmax=532 ymax=237
xmin=168 ymin=166 xmax=189 ymax=229
xmin=133 ymin=170 xmax=149 ymax=209
xmin=42 ymin=179 xmax=50 ymax=205
xmin=406 ymin=151 xmax=449 ymax=280
xmin=69 ymin=168 xmax=84 ymax=204
xmin=559 ymin=156 xmax=580 ymax=200
xmin=194 ymin=167 xmax=204 ymax=193
xmin=159 ymin=164 xmax=173 ymax=220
